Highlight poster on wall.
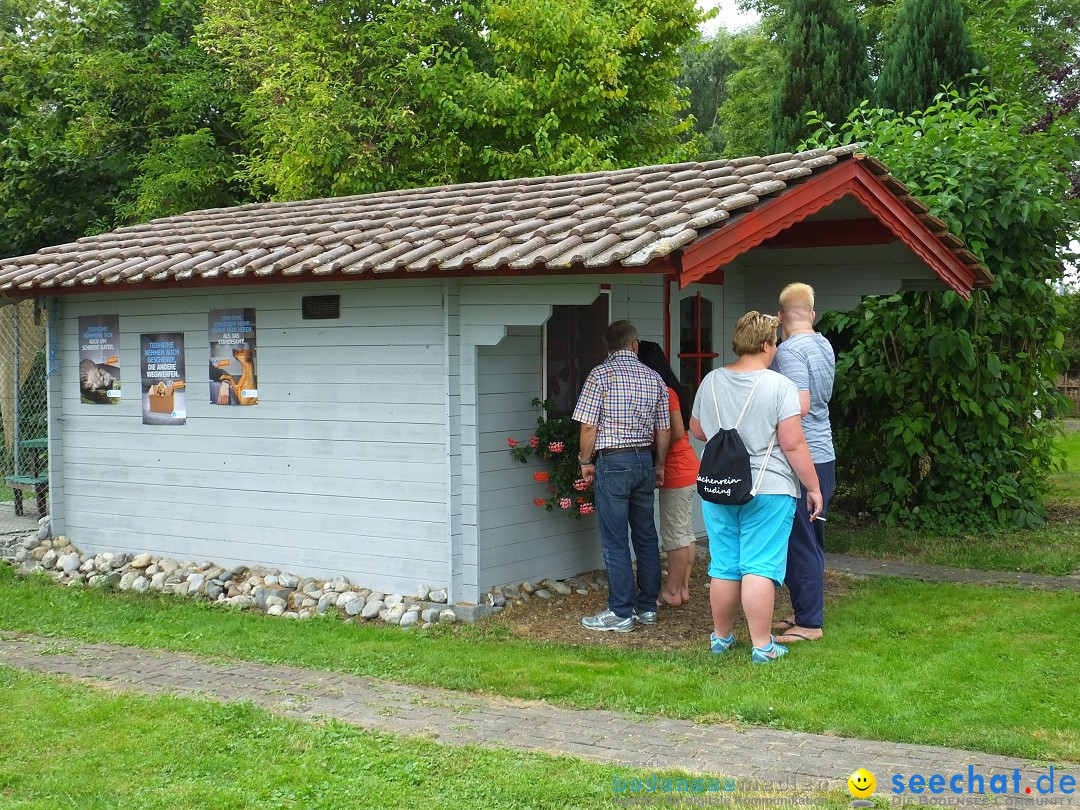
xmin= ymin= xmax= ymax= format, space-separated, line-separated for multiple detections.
xmin=78 ymin=315 xmax=122 ymax=404
xmin=208 ymin=308 xmax=258 ymax=406
xmin=140 ymin=333 xmax=186 ymax=425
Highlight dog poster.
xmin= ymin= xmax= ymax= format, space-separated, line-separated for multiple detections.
xmin=140 ymin=332 xmax=186 ymax=425
xmin=78 ymin=314 xmax=121 ymax=405
xmin=208 ymin=309 xmax=258 ymax=406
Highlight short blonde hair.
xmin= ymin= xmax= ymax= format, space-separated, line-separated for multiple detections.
xmin=731 ymin=311 xmax=779 ymax=356
xmin=779 ymin=282 xmax=815 ymax=318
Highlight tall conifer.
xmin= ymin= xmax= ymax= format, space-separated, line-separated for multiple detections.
xmin=767 ymin=0 xmax=871 ymax=152
xmin=876 ymin=0 xmax=978 ymax=113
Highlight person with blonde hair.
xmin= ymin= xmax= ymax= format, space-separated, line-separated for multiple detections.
xmin=771 ymin=283 xmax=836 ymax=644
xmin=691 ymin=312 xmax=822 ymax=663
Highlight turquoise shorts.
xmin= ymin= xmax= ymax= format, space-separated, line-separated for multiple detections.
xmin=703 ymin=494 xmax=796 ymax=586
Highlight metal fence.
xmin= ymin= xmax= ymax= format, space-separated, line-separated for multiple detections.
xmin=0 ymin=299 xmax=48 ymax=538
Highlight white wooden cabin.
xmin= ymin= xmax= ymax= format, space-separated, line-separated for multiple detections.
xmin=0 ymin=147 xmax=989 ymax=604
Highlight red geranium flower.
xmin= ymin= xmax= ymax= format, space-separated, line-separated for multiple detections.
xmin=533 ymin=471 xmax=550 ymax=483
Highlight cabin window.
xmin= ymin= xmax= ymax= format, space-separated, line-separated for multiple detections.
xmin=543 ymin=292 xmax=610 ymax=416
xmin=678 ymin=293 xmax=719 ymax=405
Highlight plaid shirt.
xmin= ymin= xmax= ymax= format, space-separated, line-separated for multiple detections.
xmin=572 ymin=350 xmax=670 ymax=448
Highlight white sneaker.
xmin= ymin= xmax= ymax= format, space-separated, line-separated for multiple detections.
xmin=580 ymin=609 xmax=634 ymax=632
xmin=633 ymin=609 xmax=657 ymax=625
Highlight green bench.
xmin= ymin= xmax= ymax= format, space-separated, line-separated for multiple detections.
xmin=6 ymin=437 xmax=48 ymax=518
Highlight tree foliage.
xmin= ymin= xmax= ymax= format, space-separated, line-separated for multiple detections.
xmin=965 ymin=0 xmax=1080 ymax=130
xmin=0 ymin=0 xmax=245 ymax=259
xmin=713 ymin=26 xmax=782 ymax=157
xmin=200 ymin=0 xmax=700 ymax=200
xmin=0 ymin=0 xmax=700 ymax=257
xmin=876 ymin=0 xmax=980 ymax=113
xmin=807 ymin=86 xmax=1078 ymax=531
xmin=767 ymin=0 xmax=872 ymax=151
xmin=677 ymin=32 xmax=737 ymax=159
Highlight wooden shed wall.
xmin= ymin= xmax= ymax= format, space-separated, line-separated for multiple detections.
xmin=51 ymin=281 xmax=450 ymax=596
xmin=466 ymin=277 xmax=665 ymax=600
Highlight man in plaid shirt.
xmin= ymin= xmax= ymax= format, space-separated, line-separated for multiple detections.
xmin=574 ymin=320 xmax=671 ymax=632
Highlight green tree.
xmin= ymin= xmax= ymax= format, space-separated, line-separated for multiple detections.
xmin=876 ymin=0 xmax=979 ymax=112
xmin=1057 ymin=290 xmax=1080 ymax=372
xmin=767 ymin=0 xmax=872 ymax=152
xmin=0 ymin=0 xmax=245 ymax=259
xmin=808 ymin=86 xmax=1078 ymax=530
xmin=200 ymin=0 xmax=701 ymax=200
xmin=677 ymin=32 xmax=737 ymax=159
xmin=965 ymin=0 xmax=1080 ymax=140
xmin=714 ymin=26 xmax=783 ymax=157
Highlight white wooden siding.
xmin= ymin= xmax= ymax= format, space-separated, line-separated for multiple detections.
xmin=475 ymin=327 xmax=601 ymax=591
xmin=740 ymin=242 xmax=938 ymax=316
xmin=610 ymin=276 xmax=665 ymax=343
xmin=460 ymin=276 xmax=667 ymax=599
xmin=54 ymin=281 xmax=449 ymax=595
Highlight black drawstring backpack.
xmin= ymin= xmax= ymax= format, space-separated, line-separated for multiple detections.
xmin=696 ymin=373 xmax=776 ymax=505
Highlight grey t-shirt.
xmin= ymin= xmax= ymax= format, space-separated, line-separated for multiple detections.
xmin=772 ymin=332 xmax=835 ymax=463
xmin=692 ymin=368 xmax=802 ymax=497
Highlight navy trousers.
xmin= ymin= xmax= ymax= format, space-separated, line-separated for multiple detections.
xmin=784 ymin=460 xmax=835 ymax=629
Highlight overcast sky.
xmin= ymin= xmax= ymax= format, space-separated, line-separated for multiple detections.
xmin=700 ymin=0 xmax=761 ymax=35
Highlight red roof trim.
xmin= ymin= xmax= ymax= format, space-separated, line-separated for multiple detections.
xmin=678 ymin=160 xmax=987 ymax=299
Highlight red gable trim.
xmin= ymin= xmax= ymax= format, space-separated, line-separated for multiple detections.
xmin=678 ymin=160 xmax=985 ymax=299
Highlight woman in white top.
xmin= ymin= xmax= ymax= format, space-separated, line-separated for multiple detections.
xmin=690 ymin=312 xmax=823 ymax=664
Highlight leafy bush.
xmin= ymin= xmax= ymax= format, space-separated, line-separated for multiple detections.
xmin=807 ymin=85 xmax=1078 ymax=531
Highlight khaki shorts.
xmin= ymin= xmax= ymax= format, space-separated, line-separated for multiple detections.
xmin=659 ymin=484 xmax=696 ymax=552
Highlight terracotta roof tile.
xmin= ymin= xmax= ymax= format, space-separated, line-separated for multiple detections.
xmin=0 ymin=145 xmax=987 ymax=291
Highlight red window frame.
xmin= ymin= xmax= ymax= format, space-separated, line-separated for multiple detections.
xmin=678 ymin=292 xmax=719 ymax=404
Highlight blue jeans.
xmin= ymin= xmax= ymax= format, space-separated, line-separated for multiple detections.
xmin=595 ymin=449 xmax=662 ymax=618
xmin=784 ymin=460 xmax=835 ymax=629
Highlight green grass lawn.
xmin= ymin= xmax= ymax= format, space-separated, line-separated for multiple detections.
xmin=826 ymin=427 xmax=1080 ymax=574
xmin=1049 ymin=429 xmax=1080 ymax=503
xmin=0 ymin=566 xmax=1076 ymax=764
xmin=825 ymin=513 xmax=1080 ymax=574
xmin=8 ymin=666 xmax=854 ymax=810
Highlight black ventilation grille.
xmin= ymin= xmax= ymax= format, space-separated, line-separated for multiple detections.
xmin=302 ymin=295 xmax=340 ymax=319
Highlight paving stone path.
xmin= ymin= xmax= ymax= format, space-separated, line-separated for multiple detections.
xmin=0 ymin=631 xmax=1075 ymax=802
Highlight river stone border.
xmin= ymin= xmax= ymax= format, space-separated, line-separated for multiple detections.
xmin=1 ymin=526 xmax=606 ymax=626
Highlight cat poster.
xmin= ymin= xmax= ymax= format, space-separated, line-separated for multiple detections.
xmin=140 ymin=333 xmax=186 ymax=425
xmin=208 ymin=308 xmax=258 ymax=406
xmin=78 ymin=314 xmax=122 ymax=405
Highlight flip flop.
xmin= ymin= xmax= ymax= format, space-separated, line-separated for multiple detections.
xmin=776 ymin=632 xmax=820 ymax=643
xmin=772 ymin=619 xmax=796 ymax=632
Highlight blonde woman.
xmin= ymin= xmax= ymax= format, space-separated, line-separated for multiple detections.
xmin=690 ymin=312 xmax=823 ymax=664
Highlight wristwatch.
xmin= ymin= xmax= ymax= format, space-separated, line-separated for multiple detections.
xmin=578 ymin=456 xmax=593 ymax=465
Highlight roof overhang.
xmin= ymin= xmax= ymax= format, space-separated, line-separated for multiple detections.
xmin=678 ymin=156 xmax=991 ymax=299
